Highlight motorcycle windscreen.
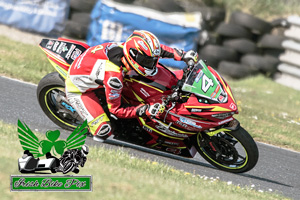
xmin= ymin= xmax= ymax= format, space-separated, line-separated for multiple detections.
xmin=182 ymin=60 xmax=227 ymax=103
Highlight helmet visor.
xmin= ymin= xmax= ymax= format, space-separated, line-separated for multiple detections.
xmin=135 ymin=51 xmax=158 ymax=69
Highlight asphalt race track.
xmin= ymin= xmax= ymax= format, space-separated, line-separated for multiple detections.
xmin=1 ymin=76 xmax=299 ymax=199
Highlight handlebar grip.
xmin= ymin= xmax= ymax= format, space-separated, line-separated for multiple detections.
xmin=187 ymin=60 xmax=195 ymax=67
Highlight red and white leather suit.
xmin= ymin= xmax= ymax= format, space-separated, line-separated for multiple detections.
xmin=65 ymin=42 xmax=183 ymax=139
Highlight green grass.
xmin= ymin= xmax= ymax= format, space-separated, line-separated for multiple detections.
xmin=229 ymin=76 xmax=300 ymax=151
xmin=215 ymin=0 xmax=300 ymax=20
xmin=0 ymin=121 xmax=288 ymax=200
xmin=0 ymin=36 xmax=52 ymax=83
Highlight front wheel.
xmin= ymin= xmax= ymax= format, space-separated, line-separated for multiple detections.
xmin=195 ymin=126 xmax=259 ymax=173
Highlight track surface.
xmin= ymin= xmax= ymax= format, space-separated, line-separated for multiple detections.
xmin=1 ymin=76 xmax=299 ymax=199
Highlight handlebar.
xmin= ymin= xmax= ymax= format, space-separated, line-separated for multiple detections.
xmin=161 ymin=60 xmax=196 ymax=107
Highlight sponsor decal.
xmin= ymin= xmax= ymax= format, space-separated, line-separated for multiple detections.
xmin=218 ymin=117 xmax=234 ymax=125
xmin=179 ymin=117 xmax=202 ymax=129
xmin=142 ymin=125 xmax=152 ymax=133
xmin=56 ymin=42 xmax=67 ymax=54
xmin=71 ymin=48 xmax=82 ymax=60
xmin=73 ymin=99 xmax=89 ymax=119
xmin=92 ymin=59 xmax=105 ymax=81
xmin=164 ymin=141 xmax=179 ymax=146
xmin=107 ymin=77 xmax=123 ymax=90
xmin=65 ymin=44 xmax=76 ymax=60
xmin=212 ymin=112 xmax=233 ymax=120
xmin=153 ymin=49 xmax=160 ymax=56
xmin=195 ymin=70 xmax=204 ymax=83
xmin=110 ymin=90 xmax=119 ymax=93
xmin=155 ymin=124 xmax=188 ymax=138
xmin=191 ymin=108 xmax=202 ymax=112
xmin=108 ymin=93 xmax=120 ymax=100
xmin=165 ymin=148 xmax=181 ymax=155
xmin=218 ymin=95 xmax=225 ymax=102
xmin=140 ymin=88 xmax=150 ymax=97
xmin=46 ymin=40 xmax=54 ymax=49
xmin=230 ymin=103 xmax=237 ymax=110
xmin=90 ymin=115 xmax=104 ymax=126
xmin=175 ymin=120 xmax=188 ymax=128
xmin=52 ymin=41 xmax=60 ymax=51
xmin=61 ymin=101 xmax=76 ymax=113
xmin=98 ymin=124 xmax=111 ymax=136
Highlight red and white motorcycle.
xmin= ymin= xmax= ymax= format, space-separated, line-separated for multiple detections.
xmin=37 ymin=38 xmax=258 ymax=173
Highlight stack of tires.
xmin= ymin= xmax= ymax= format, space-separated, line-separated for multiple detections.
xmin=199 ymin=11 xmax=283 ymax=79
xmin=274 ymin=16 xmax=300 ymax=90
xmin=63 ymin=0 xmax=97 ymax=40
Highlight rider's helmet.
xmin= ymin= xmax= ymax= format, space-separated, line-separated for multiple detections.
xmin=81 ymin=145 xmax=89 ymax=156
xmin=123 ymin=30 xmax=161 ymax=76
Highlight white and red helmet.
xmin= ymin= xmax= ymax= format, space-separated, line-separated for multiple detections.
xmin=123 ymin=30 xmax=161 ymax=76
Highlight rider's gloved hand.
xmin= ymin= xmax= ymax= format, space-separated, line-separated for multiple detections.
xmin=136 ymin=103 xmax=165 ymax=118
xmin=182 ymin=50 xmax=198 ymax=65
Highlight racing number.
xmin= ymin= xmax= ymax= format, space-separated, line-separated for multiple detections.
xmin=202 ymin=75 xmax=214 ymax=93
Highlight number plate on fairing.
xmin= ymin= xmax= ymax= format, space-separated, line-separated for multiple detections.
xmin=182 ymin=60 xmax=226 ymax=103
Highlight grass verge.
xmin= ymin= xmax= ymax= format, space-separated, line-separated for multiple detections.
xmin=1 ymin=120 xmax=288 ymax=200
xmin=184 ymin=0 xmax=300 ymax=20
xmin=0 ymin=36 xmax=52 ymax=83
xmin=215 ymin=0 xmax=300 ymax=20
xmin=229 ymin=75 xmax=300 ymax=151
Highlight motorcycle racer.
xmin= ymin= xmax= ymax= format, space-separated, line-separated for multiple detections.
xmin=65 ymin=30 xmax=198 ymax=142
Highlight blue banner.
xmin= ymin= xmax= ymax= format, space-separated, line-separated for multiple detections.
xmin=0 ymin=0 xmax=69 ymax=36
xmin=87 ymin=0 xmax=201 ymax=68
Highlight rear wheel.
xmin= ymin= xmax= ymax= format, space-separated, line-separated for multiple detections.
xmin=196 ymin=126 xmax=259 ymax=173
xmin=37 ymin=72 xmax=83 ymax=130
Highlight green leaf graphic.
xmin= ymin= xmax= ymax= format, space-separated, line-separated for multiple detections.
xmin=54 ymin=140 xmax=67 ymax=155
xmin=39 ymin=140 xmax=53 ymax=155
xmin=46 ymin=130 xmax=60 ymax=142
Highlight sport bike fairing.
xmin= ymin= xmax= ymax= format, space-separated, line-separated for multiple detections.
xmin=39 ymin=38 xmax=90 ymax=79
xmin=122 ymin=61 xmax=239 ymax=149
xmin=122 ymin=64 xmax=178 ymax=105
xmin=182 ymin=60 xmax=227 ymax=103
xmin=180 ymin=60 xmax=238 ymax=123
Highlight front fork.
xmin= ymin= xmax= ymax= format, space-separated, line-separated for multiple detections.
xmin=196 ymin=119 xmax=240 ymax=148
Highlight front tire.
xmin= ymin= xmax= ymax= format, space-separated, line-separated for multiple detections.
xmin=196 ymin=126 xmax=259 ymax=173
xmin=37 ymin=72 xmax=82 ymax=130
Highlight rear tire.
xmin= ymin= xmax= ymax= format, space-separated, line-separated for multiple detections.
xmin=195 ymin=126 xmax=259 ymax=173
xmin=37 ymin=72 xmax=82 ymax=130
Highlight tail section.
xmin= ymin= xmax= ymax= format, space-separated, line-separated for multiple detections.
xmin=39 ymin=38 xmax=90 ymax=79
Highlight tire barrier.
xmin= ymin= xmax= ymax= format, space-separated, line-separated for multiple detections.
xmin=197 ymin=10 xmax=300 ymax=84
xmin=0 ymin=0 xmax=69 ymax=36
xmin=274 ymin=16 xmax=300 ymax=90
xmin=63 ymin=0 xmax=98 ymax=39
